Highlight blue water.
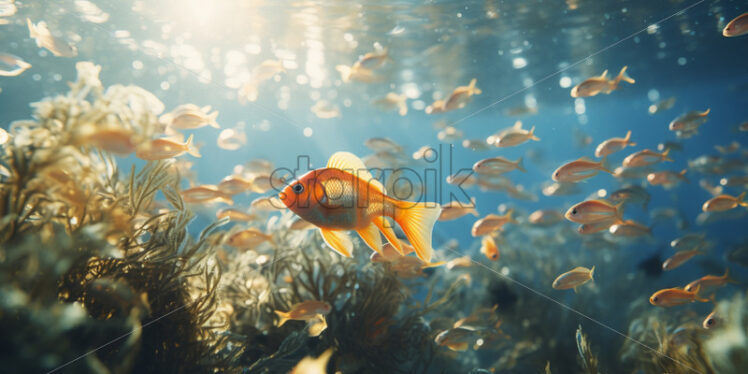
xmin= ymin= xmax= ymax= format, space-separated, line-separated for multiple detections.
xmin=2 ymin=0 xmax=748 ymax=372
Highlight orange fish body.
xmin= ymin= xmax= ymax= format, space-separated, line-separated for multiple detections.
xmin=280 ymin=152 xmax=441 ymax=262
xmin=702 ymin=192 xmax=747 ymax=212
xmin=552 ymin=157 xmax=611 ymax=183
xmin=565 ymin=200 xmax=623 ymax=224
xmin=685 ymin=269 xmax=736 ymax=293
xmin=595 ymin=130 xmax=636 ymax=158
xmin=649 ymin=286 xmax=709 ymax=307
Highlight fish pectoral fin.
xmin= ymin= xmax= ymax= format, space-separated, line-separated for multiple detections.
xmin=357 ymin=223 xmax=383 ymax=254
xmin=319 ymin=228 xmax=353 ymax=257
xmin=373 ymin=216 xmax=403 ymax=254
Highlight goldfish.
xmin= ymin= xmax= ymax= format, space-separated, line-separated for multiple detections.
xmin=648 ymin=97 xmax=676 ymax=114
xmin=226 ymin=228 xmax=274 ymax=249
xmin=438 ymin=198 xmax=478 ymax=221
xmin=354 ymin=46 xmax=391 ymax=70
xmin=649 ymin=286 xmax=709 ymax=307
xmin=364 ymin=137 xmax=403 ymax=154
xmin=489 ymin=121 xmax=540 ymax=148
xmin=662 ymin=249 xmax=703 ymax=271
xmin=27 ymin=18 xmax=78 ymax=57
xmin=0 ymin=53 xmax=31 ymax=77
xmin=289 ymin=217 xmax=315 ymax=231
xmin=435 ymin=326 xmax=480 ymax=351
xmin=552 ymin=157 xmax=611 ymax=183
xmin=446 ymin=256 xmax=473 ymax=270
xmin=723 ymin=12 xmax=748 ymax=37
xmin=389 ymin=255 xmax=445 ymax=278
xmin=453 ymin=305 xmax=500 ymax=329
xmin=471 ymin=210 xmax=516 ymax=236
xmin=160 ymin=104 xmax=219 ymax=129
xmin=658 ymin=141 xmax=684 ymax=153
xmin=216 ymin=126 xmax=247 ymax=151
xmin=503 ymin=104 xmax=538 ymax=117
xmin=275 ymin=300 xmax=332 ymax=327
xmin=715 ymin=141 xmax=740 ymax=154
xmin=552 ymin=266 xmax=595 ymax=291
xmin=250 ymin=195 xmax=285 ymax=211
xmin=609 ymin=185 xmax=650 ymax=209
xmin=702 ymin=192 xmax=747 ymax=212
xmin=700 ymin=179 xmax=724 ymax=196
xmin=578 ymin=217 xmax=618 ymax=235
xmin=217 ymin=175 xmax=254 ymax=195
xmin=181 ymin=185 xmax=233 ymax=205
xmin=480 ymin=235 xmax=499 ymax=261
xmin=671 ymin=234 xmax=708 ymax=251
xmin=473 ymin=156 xmax=525 ymax=175
xmin=311 ymin=100 xmax=341 ymax=119
xmin=684 ymin=269 xmax=736 ymax=294
xmin=83 ymin=127 xmax=137 ymax=155
xmin=443 ymin=78 xmax=482 ymax=112
xmin=279 ymin=152 xmax=441 ymax=262
xmin=238 ymin=60 xmax=286 ymax=103
xmin=528 ymin=210 xmax=564 ymax=226
xmin=622 ymin=149 xmax=671 ymax=168
xmin=335 ymin=63 xmax=378 ymax=83
xmin=374 ymin=92 xmax=408 ymax=116
xmin=647 ymin=169 xmax=688 ymax=188
xmin=570 ymin=66 xmax=635 ymax=98
xmin=565 ymin=200 xmax=623 ymax=224
xmin=668 ymin=109 xmax=710 ymax=132
xmin=437 ymin=126 xmax=464 ymax=142
xmin=542 ymin=182 xmax=581 ymax=196
xmin=425 ymin=99 xmax=448 ymax=114
xmin=608 ymin=220 xmax=650 ymax=237
xmin=462 ymin=139 xmax=491 ymax=151
xmin=595 ymin=130 xmax=636 ymax=157
xmin=703 ymin=310 xmax=720 ymax=329
xmin=136 ymin=134 xmax=201 ymax=160
xmin=412 ymin=146 xmax=437 ymax=161
xmin=216 ymin=208 xmax=256 ymax=222
xmin=720 ymin=176 xmax=748 ymax=187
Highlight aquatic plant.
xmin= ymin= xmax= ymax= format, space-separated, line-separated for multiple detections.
xmin=0 ymin=62 xmax=231 ymax=373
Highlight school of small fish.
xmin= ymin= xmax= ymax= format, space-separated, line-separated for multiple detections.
xmin=0 ymin=2 xmax=747 ymax=371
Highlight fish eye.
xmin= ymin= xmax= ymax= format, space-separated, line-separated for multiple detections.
xmin=572 ymin=208 xmax=577 ymax=215
xmin=706 ymin=318 xmax=714 ymax=325
xmin=291 ymin=183 xmax=304 ymax=194
xmin=652 ymin=296 xmax=658 ymax=302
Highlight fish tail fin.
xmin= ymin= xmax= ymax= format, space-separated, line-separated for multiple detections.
xmin=470 ymin=197 xmax=479 ymax=216
xmin=208 ymin=111 xmax=220 ymax=128
xmin=661 ymin=148 xmax=672 ymax=162
xmin=516 ymin=157 xmax=526 ymax=172
xmin=27 ymin=18 xmax=37 ymax=38
xmin=616 ymin=66 xmax=635 ymax=85
xmin=219 ymin=196 xmax=234 ymax=206
xmin=679 ymin=169 xmax=689 ymax=183
xmin=185 ymin=135 xmax=202 ymax=158
xmin=468 ymin=78 xmax=482 ymax=95
xmin=599 ymin=156 xmax=613 ymax=174
xmin=590 ymin=266 xmax=595 ymax=283
xmin=274 ymin=311 xmax=290 ymax=327
xmin=336 ymin=65 xmax=352 ymax=83
xmin=614 ymin=201 xmax=625 ymax=223
xmin=393 ymin=200 xmax=441 ymax=263
xmin=737 ymin=192 xmax=747 ymax=207
xmin=507 ymin=208 xmax=518 ymax=224
xmin=700 ymin=108 xmax=711 ymax=117
xmin=422 ymin=260 xmax=447 ymax=269
xmin=373 ymin=216 xmax=403 ymax=255
xmin=624 ymin=130 xmax=636 ymax=146
xmin=529 ymin=126 xmax=540 ymax=141
xmin=724 ymin=268 xmax=739 ymax=284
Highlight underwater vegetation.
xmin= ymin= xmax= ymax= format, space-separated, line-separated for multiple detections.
xmin=2 ymin=1 xmax=748 ymax=374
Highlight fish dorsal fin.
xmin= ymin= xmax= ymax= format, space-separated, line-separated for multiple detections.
xmin=577 ymin=156 xmax=593 ymax=162
xmin=327 ymin=151 xmax=385 ymax=193
xmin=571 ymin=266 xmax=589 ymax=272
xmin=599 ymin=70 xmax=608 ymax=79
xmin=513 ymin=121 xmax=523 ymax=130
